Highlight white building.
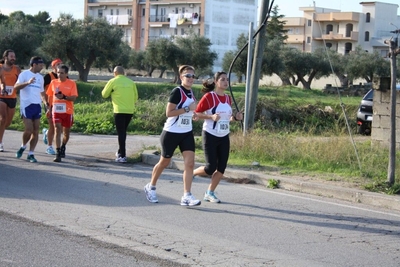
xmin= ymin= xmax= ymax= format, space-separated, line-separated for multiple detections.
xmin=85 ymin=0 xmax=258 ymax=72
xmin=283 ymin=1 xmax=400 ymax=57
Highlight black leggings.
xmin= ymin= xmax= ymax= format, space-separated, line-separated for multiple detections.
xmin=203 ymin=131 xmax=230 ymax=175
xmin=114 ymin=113 xmax=133 ymax=157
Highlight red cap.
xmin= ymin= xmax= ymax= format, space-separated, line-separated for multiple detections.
xmin=51 ymin=58 xmax=63 ymax=67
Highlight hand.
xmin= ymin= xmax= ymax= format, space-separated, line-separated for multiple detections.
xmin=55 ymin=93 xmax=64 ymax=100
xmin=46 ymin=109 xmax=52 ymax=119
xmin=211 ymin=113 xmax=220 ymax=122
xmin=189 ymin=101 xmax=197 ymax=111
xmin=28 ymin=77 xmax=36 ymax=84
xmin=235 ymin=112 xmax=243 ymax=121
xmin=192 ymin=112 xmax=199 ymax=121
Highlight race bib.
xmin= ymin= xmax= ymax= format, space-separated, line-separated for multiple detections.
xmin=5 ymin=86 xmax=13 ymax=95
xmin=54 ymin=103 xmax=67 ymax=113
xmin=177 ymin=114 xmax=192 ymax=128
xmin=217 ymin=120 xmax=230 ymax=134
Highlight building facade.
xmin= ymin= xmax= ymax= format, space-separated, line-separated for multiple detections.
xmin=84 ymin=0 xmax=258 ymax=71
xmin=283 ymin=1 xmax=400 ymax=57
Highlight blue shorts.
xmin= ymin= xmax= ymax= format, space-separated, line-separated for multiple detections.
xmin=22 ymin=104 xmax=42 ymax=120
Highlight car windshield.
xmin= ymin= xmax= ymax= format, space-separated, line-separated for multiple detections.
xmin=363 ymin=89 xmax=373 ymax=101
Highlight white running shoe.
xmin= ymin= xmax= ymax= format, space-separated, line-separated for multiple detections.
xmin=180 ymin=193 xmax=201 ymax=206
xmin=204 ymin=191 xmax=221 ymax=203
xmin=0 ymin=143 xmax=4 ymax=152
xmin=115 ymin=157 xmax=127 ymax=163
xmin=42 ymin=128 xmax=48 ymax=145
xmin=144 ymin=183 xmax=158 ymax=203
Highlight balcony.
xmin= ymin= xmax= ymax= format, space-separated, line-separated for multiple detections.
xmin=314 ymin=12 xmax=360 ymax=22
xmin=316 ymin=31 xmax=359 ymax=41
xmin=286 ymin=35 xmax=305 ymax=44
xmin=105 ymin=14 xmax=132 ymax=26
xmin=282 ymin=17 xmax=306 ymax=26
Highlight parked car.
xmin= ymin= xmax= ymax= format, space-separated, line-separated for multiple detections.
xmin=356 ymin=89 xmax=373 ymax=135
xmin=356 ymin=84 xmax=400 ymax=135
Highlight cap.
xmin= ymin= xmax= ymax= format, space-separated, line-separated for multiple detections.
xmin=51 ymin=58 xmax=63 ymax=67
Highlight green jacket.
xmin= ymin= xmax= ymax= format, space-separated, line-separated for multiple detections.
xmin=102 ymin=75 xmax=138 ymax=114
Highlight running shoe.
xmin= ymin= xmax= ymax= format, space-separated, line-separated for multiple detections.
xmin=144 ymin=183 xmax=158 ymax=203
xmin=60 ymin=144 xmax=66 ymax=158
xmin=180 ymin=193 xmax=201 ymax=206
xmin=42 ymin=128 xmax=48 ymax=145
xmin=16 ymin=147 xmax=25 ymax=158
xmin=46 ymin=146 xmax=56 ymax=155
xmin=115 ymin=157 xmax=127 ymax=163
xmin=0 ymin=143 xmax=4 ymax=152
xmin=27 ymin=154 xmax=37 ymax=163
xmin=53 ymin=153 xmax=61 ymax=162
xmin=204 ymin=191 xmax=221 ymax=203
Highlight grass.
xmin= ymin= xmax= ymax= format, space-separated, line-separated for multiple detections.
xmin=7 ymin=80 xmax=400 ymax=194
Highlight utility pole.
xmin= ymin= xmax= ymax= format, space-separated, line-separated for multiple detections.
xmin=247 ymin=0 xmax=269 ymax=129
xmin=385 ymin=28 xmax=399 ymax=185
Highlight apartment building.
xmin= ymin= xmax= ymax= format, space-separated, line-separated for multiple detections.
xmin=84 ymin=0 xmax=258 ymax=71
xmin=283 ymin=1 xmax=400 ymax=57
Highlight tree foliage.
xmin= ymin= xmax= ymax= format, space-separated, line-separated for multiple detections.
xmin=41 ymin=14 xmax=124 ymax=81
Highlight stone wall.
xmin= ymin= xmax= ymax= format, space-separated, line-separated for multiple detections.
xmin=371 ymin=78 xmax=400 ymax=148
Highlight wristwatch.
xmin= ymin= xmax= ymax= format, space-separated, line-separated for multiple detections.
xmin=184 ymin=106 xmax=190 ymax=113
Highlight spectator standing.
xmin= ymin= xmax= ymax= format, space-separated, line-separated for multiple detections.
xmin=0 ymin=49 xmax=21 ymax=152
xmin=48 ymin=65 xmax=78 ymax=162
xmin=101 ymin=66 xmax=138 ymax=163
xmin=193 ymin=71 xmax=243 ymax=203
xmin=14 ymin=56 xmax=47 ymax=163
xmin=144 ymin=65 xmax=201 ymax=206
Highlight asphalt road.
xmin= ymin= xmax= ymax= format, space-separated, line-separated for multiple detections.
xmin=1 ymin=130 xmax=400 ymax=266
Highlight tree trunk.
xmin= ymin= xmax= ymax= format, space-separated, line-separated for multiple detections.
xmin=297 ymin=75 xmax=311 ymax=90
xmin=158 ymin=69 xmax=166 ymax=78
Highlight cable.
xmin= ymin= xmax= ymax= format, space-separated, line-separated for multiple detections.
xmin=316 ymin=20 xmax=362 ymax=172
xmin=227 ymin=0 xmax=275 ymax=121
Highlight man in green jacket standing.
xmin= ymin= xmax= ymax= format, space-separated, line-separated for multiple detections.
xmin=102 ymin=66 xmax=138 ymax=163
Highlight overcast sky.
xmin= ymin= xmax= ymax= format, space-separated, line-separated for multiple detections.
xmin=0 ymin=0 xmax=399 ymax=21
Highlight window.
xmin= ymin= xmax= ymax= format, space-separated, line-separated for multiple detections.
xmin=98 ymin=9 xmax=103 ymax=18
xmin=345 ymin=42 xmax=352 ymax=54
xmin=182 ymin=7 xmax=185 ymax=13
xmin=365 ymin=31 xmax=370 ymax=42
xmin=175 ymin=7 xmax=178 ymax=14
xmin=181 ymin=28 xmax=185 ymax=35
xmin=366 ymin=13 xmax=370 ymax=23
xmin=141 ymin=28 xmax=144 ymax=37
xmin=307 ymin=20 xmax=311 ymax=26
xmin=345 ymin=24 xmax=353 ymax=38
xmin=110 ymin=9 xmax=113 ymax=15
xmin=142 ymin=8 xmax=145 ymax=16
xmin=326 ymin=24 xmax=333 ymax=34
xmin=116 ymin=9 xmax=119 ymax=15
xmin=326 ymin=43 xmax=332 ymax=49
xmin=306 ymin=36 xmax=311 ymax=43
xmin=127 ymin=9 xmax=132 ymax=15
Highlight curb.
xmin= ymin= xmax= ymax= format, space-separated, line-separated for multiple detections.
xmin=141 ymin=150 xmax=400 ymax=212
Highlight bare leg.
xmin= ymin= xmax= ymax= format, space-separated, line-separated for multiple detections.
xmin=62 ymin=127 xmax=71 ymax=145
xmin=0 ymin=102 xmax=14 ymax=143
xmin=47 ymin=117 xmax=55 ymax=146
xmin=54 ymin=123 xmax=62 ymax=148
xmin=28 ymin=118 xmax=40 ymax=152
xmin=150 ymin=156 xmax=171 ymax=186
xmin=208 ymin=171 xmax=224 ymax=192
xmin=193 ymin=166 xmax=207 ymax=177
xmin=182 ymin=150 xmax=195 ymax=193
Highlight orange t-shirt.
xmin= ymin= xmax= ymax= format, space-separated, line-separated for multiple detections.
xmin=0 ymin=64 xmax=20 ymax=98
xmin=45 ymin=72 xmax=57 ymax=105
xmin=48 ymin=79 xmax=78 ymax=115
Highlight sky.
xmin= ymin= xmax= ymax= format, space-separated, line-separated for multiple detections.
xmin=0 ymin=0 xmax=399 ymax=20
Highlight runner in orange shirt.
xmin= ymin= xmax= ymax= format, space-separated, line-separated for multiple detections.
xmin=0 ymin=49 xmax=21 ymax=152
xmin=42 ymin=58 xmax=63 ymax=155
xmin=47 ymin=65 xmax=78 ymax=162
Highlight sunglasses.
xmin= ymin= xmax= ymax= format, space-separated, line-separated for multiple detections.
xmin=183 ymin=74 xmax=195 ymax=78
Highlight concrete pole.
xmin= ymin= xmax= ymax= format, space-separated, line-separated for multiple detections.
xmin=247 ymin=0 xmax=269 ymax=129
xmin=244 ymin=22 xmax=254 ymax=136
